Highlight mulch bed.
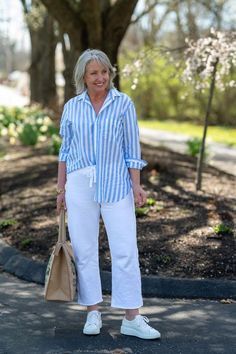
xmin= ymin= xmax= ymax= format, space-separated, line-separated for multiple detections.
xmin=0 ymin=142 xmax=235 ymax=279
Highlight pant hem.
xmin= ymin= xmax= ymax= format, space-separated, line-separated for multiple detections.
xmin=110 ymin=302 xmax=143 ymax=309
xmin=77 ymin=298 xmax=103 ymax=306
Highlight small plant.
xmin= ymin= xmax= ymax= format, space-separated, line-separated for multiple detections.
xmin=135 ymin=207 xmax=149 ymax=217
xmin=186 ymin=137 xmax=208 ymax=158
xmin=146 ymin=198 xmax=156 ymax=206
xmin=18 ymin=123 xmax=38 ymax=146
xmin=20 ymin=238 xmax=33 ymax=248
xmin=155 ymin=254 xmax=172 ymax=265
xmin=0 ymin=106 xmax=57 ymax=147
xmin=0 ymin=219 xmax=17 ymax=229
xmin=48 ymin=134 xmax=61 ymax=155
xmin=135 ymin=197 xmax=163 ymax=217
xmin=213 ymin=223 xmax=233 ymax=236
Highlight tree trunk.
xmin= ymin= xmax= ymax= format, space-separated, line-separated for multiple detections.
xmin=40 ymin=0 xmax=139 ymax=94
xmin=29 ymin=29 xmax=41 ymax=104
xmin=61 ymin=34 xmax=79 ymax=102
xmin=196 ymin=60 xmax=218 ymax=191
xmin=29 ymin=13 xmax=58 ymax=110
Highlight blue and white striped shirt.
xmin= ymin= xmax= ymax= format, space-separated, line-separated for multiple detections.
xmin=58 ymin=88 xmax=147 ymax=203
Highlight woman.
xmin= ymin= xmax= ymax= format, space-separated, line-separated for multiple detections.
xmin=56 ymin=49 xmax=161 ymax=340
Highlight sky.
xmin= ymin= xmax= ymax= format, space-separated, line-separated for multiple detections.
xmin=1 ymin=0 xmax=236 ymax=52
xmin=0 ymin=0 xmax=30 ymax=51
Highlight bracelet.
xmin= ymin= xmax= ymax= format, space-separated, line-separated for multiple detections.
xmin=57 ymin=188 xmax=65 ymax=195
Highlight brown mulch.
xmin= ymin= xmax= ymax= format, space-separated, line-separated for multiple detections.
xmin=0 ymin=142 xmax=235 ymax=280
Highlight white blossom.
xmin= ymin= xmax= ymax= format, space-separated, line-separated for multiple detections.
xmin=182 ymin=29 xmax=236 ymax=91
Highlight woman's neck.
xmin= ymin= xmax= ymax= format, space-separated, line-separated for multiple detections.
xmin=88 ymin=89 xmax=108 ymax=103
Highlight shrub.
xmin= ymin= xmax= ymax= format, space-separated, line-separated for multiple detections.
xmin=186 ymin=137 xmax=208 ymax=158
xmin=0 ymin=106 xmax=60 ymax=152
xmin=18 ymin=123 xmax=39 ymax=146
xmin=120 ymin=50 xmax=236 ymax=126
xmin=48 ymin=134 xmax=62 ymax=155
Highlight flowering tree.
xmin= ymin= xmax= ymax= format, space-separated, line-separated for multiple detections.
xmin=182 ymin=29 xmax=236 ymax=190
xmin=121 ymin=30 xmax=236 ymax=190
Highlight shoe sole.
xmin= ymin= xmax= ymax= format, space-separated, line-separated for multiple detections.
xmin=120 ymin=326 xmax=161 ymax=340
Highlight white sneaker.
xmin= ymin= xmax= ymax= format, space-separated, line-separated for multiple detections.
xmin=120 ymin=315 xmax=161 ymax=340
xmin=83 ymin=310 xmax=102 ymax=335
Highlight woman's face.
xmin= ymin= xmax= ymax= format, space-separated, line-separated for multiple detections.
xmin=84 ymin=60 xmax=110 ymax=95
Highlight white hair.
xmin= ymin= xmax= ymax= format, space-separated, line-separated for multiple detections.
xmin=73 ymin=49 xmax=116 ymax=95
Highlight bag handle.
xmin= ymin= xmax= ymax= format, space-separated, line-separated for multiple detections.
xmin=58 ymin=208 xmax=66 ymax=243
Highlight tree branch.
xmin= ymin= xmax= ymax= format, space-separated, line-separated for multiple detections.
xmin=131 ymin=0 xmax=161 ymax=24
xmin=40 ymin=0 xmax=82 ymax=48
xmin=20 ymin=0 xmax=29 ymax=14
xmin=104 ymin=0 xmax=139 ymax=54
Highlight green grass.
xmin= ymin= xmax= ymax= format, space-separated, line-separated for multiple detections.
xmin=138 ymin=120 xmax=236 ymax=147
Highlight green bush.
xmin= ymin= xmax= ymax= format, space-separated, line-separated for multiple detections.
xmin=186 ymin=137 xmax=209 ymax=159
xmin=186 ymin=138 xmax=200 ymax=156
xmin=0 ymin=106 xmax=60 ymax=151
xmin=48 ymin=134 xmax=62 ymax=155
xmin=18 ymin=123 xmax=39 ymax=146
xmin=120 ymin=50 xmax=236 ymax=126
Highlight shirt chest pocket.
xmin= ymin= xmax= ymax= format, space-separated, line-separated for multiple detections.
xmin=101 ymin=115 xmax=123 ymax=141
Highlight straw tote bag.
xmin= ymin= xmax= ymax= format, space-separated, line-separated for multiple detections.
xmin=44 ymin=209 xmax=77 ymax=301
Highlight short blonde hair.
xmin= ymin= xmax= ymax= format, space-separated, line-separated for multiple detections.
xmin=74 ymin=49 xmax=116 ymax=95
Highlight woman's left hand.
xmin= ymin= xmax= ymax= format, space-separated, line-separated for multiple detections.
xmin=132 ymin=184 xmax=147 ymax=207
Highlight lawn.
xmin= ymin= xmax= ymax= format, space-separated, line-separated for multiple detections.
xmin=139 ymin=120 xmax=236 ymax=147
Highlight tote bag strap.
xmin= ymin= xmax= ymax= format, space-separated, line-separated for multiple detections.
xmin=58 ymin=209 xmax=66 ymax=243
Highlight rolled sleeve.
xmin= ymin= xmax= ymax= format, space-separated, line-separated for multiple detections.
xmin=58 ymin=104 xmax=73 ymax=162
xmin=122 ymin=101 xmax=148 ymax=170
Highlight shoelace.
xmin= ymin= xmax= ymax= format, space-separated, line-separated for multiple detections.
xmin=138 ymin=315 xmax=150 ymax=328
xmin=87 ymin=313 xmax=100 ymax=325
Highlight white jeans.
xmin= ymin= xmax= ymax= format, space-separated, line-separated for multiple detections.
xmin=65 ymin=165 xmax=143 ymax=309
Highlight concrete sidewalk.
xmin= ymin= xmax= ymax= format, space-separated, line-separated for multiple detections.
xmin=0 ymin=270 xmax=236 ymax=354
xmin=140 ymin=127 xmax=236 ymax=176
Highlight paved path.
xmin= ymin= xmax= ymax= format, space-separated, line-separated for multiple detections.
xmin=0 ymin=270 xmax=235 ymax=354
xmin=0 ymin=84 xmax=29 ymax=107
xmin=140 ymin=128 xmax=236 ymax=176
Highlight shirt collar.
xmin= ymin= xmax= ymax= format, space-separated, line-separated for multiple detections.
xmin=77 ymin=90 xmax=87 ymax=102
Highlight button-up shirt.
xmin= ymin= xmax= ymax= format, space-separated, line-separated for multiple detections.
xmin=58 ymin=88 xmax=147 ymax=203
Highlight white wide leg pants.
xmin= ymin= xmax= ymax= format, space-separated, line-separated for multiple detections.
xmin=65 ymin=166 xmax=143 ymax=309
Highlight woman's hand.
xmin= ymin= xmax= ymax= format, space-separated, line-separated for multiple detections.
xmin=56 ymin=192 xmax=67 ymax=214
xmin=132 ymin=184 xmax=147 ymax=207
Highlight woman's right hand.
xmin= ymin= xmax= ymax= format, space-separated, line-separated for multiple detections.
xmin=56 ymin=192 xmax=67 ymax=214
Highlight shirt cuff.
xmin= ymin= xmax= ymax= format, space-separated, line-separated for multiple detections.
xmin=125 ymin=158 xmax=148 ymax=170
xmin=58 ymin=152 xmax=67 ymax=161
